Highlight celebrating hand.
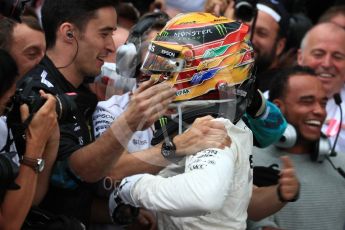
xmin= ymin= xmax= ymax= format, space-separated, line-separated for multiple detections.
xmin=123 ymin=79 xmax=176 ymax=131
xmin=174 ymin=115 xmax=231 ymax=156
xmin=278 ymin=156 xmax=300 ymax=202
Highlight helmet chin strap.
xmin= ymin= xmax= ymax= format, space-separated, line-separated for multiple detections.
xmin=171 ymin=101 xmax=218 ymax=135
xmin=177 ymin=103 xmax=183 ymax=135
xmin=171 ymin=99 xmax=238 ymax=135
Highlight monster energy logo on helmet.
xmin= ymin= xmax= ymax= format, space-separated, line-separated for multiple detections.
xmin=159 ymin=31 xmax=169 ymax=37
xmin=214 ymin=24 xmax=228 ymax=36
xmin=159 ymin=117 xmax=168 ymax=127
xmin=155 ymin=22 xmax=240 ymax=45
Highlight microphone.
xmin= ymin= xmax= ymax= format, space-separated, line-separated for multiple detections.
xmin=334 ymin=93 xmax=342 ymax=105
xmin=330 ymin=93 xmax=342 ymax=156
xmin=325 ymin=93 xmax=345 ymax=179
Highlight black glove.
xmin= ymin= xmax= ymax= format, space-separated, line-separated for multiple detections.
xmin=253 ymin=164 xmax=280 ymax=187
xmin=109 ymin=187 xmax=140 ymax=226
xmin=246 ymin=89 xmax=266 ymax=118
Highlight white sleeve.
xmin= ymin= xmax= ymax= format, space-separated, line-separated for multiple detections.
xmin=93 ymin=106 xmax=115 ymax=138
xmin=93 ymin=94 xmax=131 ymax=138
xmin=92 ymin=96 xmax=124 ymax=138
xmin=0 ymin=117 xmax=7 ymax=150
xmin=129 ymin=147 xmax=236 ymax=217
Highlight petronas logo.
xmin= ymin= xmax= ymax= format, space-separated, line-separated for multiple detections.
xmin=160 ymin=31 xmax=169 ymax=37
xmin=159 ymin=117 xmax=168 ymax=127
xmin=215 ymin=24 xmax=227 ymax=36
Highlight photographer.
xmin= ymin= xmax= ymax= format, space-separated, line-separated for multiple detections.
xmin=0 ymin=49 xmax=59 ymax=229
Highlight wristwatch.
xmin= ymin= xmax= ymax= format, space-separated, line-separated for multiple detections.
xmin=20 ymin=156 xmax=45 ymax=173
xmin=161 ymin=139 xmax=183 ymax=163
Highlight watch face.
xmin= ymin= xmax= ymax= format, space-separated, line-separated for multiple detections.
xmin=162 ymin=148 xmax=171 ymax=157
xmin=161 ymin=141 xmax=176 ymax=158
xmin=37 ymin=159 xmax=45 ymax=172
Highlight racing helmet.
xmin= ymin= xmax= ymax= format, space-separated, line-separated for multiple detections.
xmin=141 ymin=12 xmax=255 ymax=123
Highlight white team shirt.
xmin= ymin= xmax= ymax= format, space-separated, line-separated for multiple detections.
xmin=118 ymin=118 xmax=253 ymax=230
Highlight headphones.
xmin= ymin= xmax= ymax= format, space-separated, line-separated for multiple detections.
xmin=115 ymin=11 xmax=169 ymax=78
xmin=66 ymin=30 xmax=74 ymax=39
xmin=275 ymin=123 xmax=333 ymax=163
xmin=57 ymin=30 xmax=77 ymax=69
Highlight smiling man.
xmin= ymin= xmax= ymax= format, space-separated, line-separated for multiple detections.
xmin=298 ymin=22 xmax=345 ymax=98
xmin=251 ymin=0 xmax=289 ymax=92
xmin=298 ymin=22 xmax=345 ymax=154
xmin=271 ymin=67 xmax=328 ymax=146
xmin=9 ymin=0 xmax=177 ymax=225
xmin=248 ymin=66 xmax=345 ymax=230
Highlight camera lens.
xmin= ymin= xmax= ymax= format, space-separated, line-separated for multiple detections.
xmin=234 ymin=0 xmax=258 ymax=22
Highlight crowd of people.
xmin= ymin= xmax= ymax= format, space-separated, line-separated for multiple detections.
xmin=0 ymin=0 xmax=344 ymax=229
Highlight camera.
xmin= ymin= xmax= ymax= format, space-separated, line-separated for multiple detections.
xmin=11 ymin=87 xmax=77 ymax=123
xmin=0 ymin=152 xmax=20 ymax=202
xmin=6 ymin=77 xmax=77 ymax=155
xmin=0 ymin=0 xmax=30 ymax=22
xmin=234 ymin=0 xmax=258 ymax=22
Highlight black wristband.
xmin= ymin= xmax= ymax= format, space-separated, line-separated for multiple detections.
xmin=277 ymin=184 xmax=300 ymax=203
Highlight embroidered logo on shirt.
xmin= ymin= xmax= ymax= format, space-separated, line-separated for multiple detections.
xmin=78 ymin=136 xmax=84 ymax=145
xmin=40 ymin=70 xmax=54 ymax=88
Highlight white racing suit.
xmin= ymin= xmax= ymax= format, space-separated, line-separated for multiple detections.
xmin=111 ymin=118 xmax=253 ymax=230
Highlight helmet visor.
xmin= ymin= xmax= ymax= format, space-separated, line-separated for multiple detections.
xmin=140 ymin=42 xmax=187 ymax=75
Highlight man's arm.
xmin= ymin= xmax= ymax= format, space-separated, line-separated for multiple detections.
xmin=112 ymin=146 xmax=236 ymax=217
xmin=110 ymin=119 xmax=247 ymax=218
xmin=34 ymin=125 xmax=60 ymax=205
xmin=248 ymin=185 xmax=283 ymax=221
xmin=109 ymin=116 xmax=231 ymax=180
xmin=0 ymin=92 xmax=58 ymax=229
xmin=248 ymin=156 xmax=300 ymax=221
xmin=69 ymin=80 xmax=176 ymax=182
xmin=244 ymin=91 xmax=287 ymax=148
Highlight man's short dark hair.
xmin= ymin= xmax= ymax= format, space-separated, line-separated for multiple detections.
xmin=0 ymin=16 xmax=42 ymax=51
xmin=21 ymin=15 xmax=43 ymax=32
xmin=42 ymin=0 xmax=118 ymax=49
xmin=268 ymin=65 xmax=317 ymax=102
xmin=0 ymin=49 xmax=18 ymax=98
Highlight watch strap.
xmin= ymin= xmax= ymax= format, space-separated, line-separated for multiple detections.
xmin=20 ymin=156 xmax=43 ymax=173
